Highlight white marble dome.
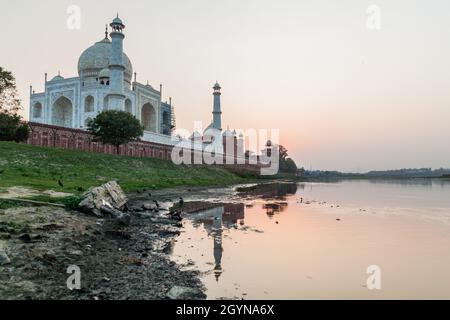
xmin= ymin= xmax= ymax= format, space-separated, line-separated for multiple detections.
xmin=50 ymin=74 xmax=64 ymax=82
xmin=223 ymin=129 xmax=233 ymax=137
xmin=112 ymin=16 xmax=123 ymax=25
xmin=77 ymin=38 xmax=133 ymax=82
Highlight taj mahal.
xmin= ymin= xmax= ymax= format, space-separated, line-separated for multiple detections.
xmin=25 ymin=14 xmax=276 ymax=169
xmin=28 ymin=15 xmax=227 ymax=146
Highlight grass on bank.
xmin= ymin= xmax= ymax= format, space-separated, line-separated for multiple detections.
xmin=0 ymin=141 xmax=251 ymax=194
xmin=0 ymin=199 xmax=34 ymax=210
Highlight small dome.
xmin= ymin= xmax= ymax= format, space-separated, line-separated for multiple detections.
xmin=239 ymin=132 xmax=244 ymax=138
xmin=112 ymin=15 xmax=123 ymax=25
xmin=213 ymin=82 xmax=221 ymax=89
xmin=98 ymin=68 xmax=110 ymax=79
xmin=223 ymin=129 xmax=233 ymax=137
xmin=204 ymin=122 xmax=214 ymax=133
xmin=51 ymin=75 xmax=64 ymax=81
xmin=190 ymin=131 xmax=202 ymax=140
xmin=266 ymin=140 xmax=273 ymax=147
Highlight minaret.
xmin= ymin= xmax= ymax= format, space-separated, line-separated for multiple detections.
xmin=213 ymin=82 xmax=222 ymax=131
xmin=108 ymin=14 xmax=126 ymax=110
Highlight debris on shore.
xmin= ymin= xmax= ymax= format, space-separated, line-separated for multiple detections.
xmin=78 ymin=181 xmax=128 ymax=216
xmin=0 ymin=182 xmax=206 ymax=300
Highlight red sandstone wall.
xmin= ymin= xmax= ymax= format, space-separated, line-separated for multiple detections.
xmin=25 ymin=122 xmax=262 ymax=172
xmin=27 ymin=122 xmax=173 ymax=161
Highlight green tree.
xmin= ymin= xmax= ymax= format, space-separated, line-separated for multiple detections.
xmin=0 ymin=112 xmax=30 ymax=142
xmin=297 ymin=167 xmax=306 ymax=176
xmin=0 ymin=67 xmax=29 ymax=143
xmin=283 ymin=158 xmax=298 ymax=174
xmin=14 ymin=123 xmax=31 ymax=143
xmin=279 ymin=145 xmax=289 ymax=161
xmin=0 ymin=67 xmax=21 ymax=115
xmin=278 ymin=145 xmax=298 ymax=174
xmin=0 ymin=112 xmax=20 ymax=141
xmin=88 ymin=110 xmax=144 ymax=154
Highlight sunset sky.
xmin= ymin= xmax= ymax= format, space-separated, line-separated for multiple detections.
xmin=1 ymin=0 xmax=449 ymax=172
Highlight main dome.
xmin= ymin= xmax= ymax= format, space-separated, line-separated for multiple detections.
xmin=77 ymin=38 xmax=133 ymax=82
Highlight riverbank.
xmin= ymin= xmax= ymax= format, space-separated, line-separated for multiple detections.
xmin=1 ymin=182 xmax=287 ymax=300
xmin=0 ymin=141 xmax=294 ymax=300
xmin=0 ymin=141 xmax=254 ymax=194
xmin=5 ymin=179 xmax=450 ymax=300
xmin=0 ymin=188 xmax=210 ymax=300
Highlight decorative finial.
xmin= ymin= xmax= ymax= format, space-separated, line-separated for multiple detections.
xmin=58 ymin=70 xmax=60 ymax=76
xmin=105 ymin=24 xmax=108 ymax=39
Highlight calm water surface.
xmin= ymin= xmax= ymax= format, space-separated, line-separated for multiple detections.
xmin=170 ymin=180 xmax=450 ymax=299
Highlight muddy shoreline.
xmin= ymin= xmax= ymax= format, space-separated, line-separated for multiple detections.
xmin=0 ymin=182 xmax=295 ymax=300
xmin=0 ymin=188 xmax=217 ymax=300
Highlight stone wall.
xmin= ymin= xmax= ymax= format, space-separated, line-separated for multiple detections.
xmin=27 ymin=122 xmax=173 ymax=161
xmin=25 ymin=122 xmax=262 ymax=173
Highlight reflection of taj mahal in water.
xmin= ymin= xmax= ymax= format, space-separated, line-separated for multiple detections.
xmin=181 ymin=184 xmax=297 ymax=282
xmin=191 ymin=204 xmax=245 ymax=282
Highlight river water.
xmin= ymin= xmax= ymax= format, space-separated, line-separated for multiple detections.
xmin=170 ymin=179 xmax=450 ymax=300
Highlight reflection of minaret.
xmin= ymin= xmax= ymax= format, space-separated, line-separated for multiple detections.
xmin=212 ymin=207 xmax=224 ymax=282
xmin=191 ymin=204 xmax=245 ymax=282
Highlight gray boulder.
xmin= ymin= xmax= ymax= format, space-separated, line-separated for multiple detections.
xmin=78 ymin=181 xmax=128 ymax=217
xmin=166 ymin=286 xmax=206 ymax=300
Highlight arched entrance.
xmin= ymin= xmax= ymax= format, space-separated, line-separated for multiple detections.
xmin=33 ymin=102 xmax=42 ymax=119
xmin=52 ymin=96 xmax=73 ymax=127
xmin=141 ymin=103 xmax=156 ymax=132
xmin=103 ymin=96 xmax=109 ymax=110
xmin=85 ymin=96 xmax=94 ymax=112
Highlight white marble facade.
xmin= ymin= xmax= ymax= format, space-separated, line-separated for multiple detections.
xmin=29 ymin=16 xmax=173 ymax=143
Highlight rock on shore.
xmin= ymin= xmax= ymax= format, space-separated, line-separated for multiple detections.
xmin=0 ymin=189 xmax=205 ymax=300
xmin=78 ymin=181 xmax=128 ymax=217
